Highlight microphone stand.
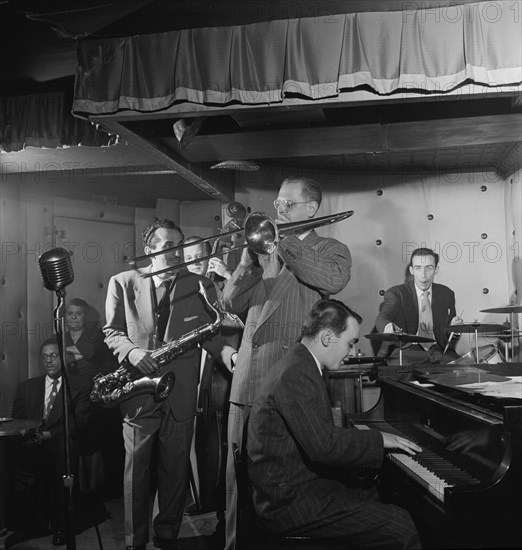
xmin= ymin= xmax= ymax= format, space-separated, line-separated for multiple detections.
xmin=53 ymin=290 xmax=76 ymax=550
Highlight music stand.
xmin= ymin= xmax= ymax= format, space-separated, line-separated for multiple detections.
xmin=364 ymin=333 xmax=435 ymax=366
xmin=480 ymin=306 xmax=522 ymax=362
xmin=342 ymin=357 xmax=386 ymax=412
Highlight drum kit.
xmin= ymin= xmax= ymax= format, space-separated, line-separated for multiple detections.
xmin=363 ymin=304 xmax=521 ymax=366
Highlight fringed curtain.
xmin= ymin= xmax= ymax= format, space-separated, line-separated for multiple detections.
xmin=0 ymin=89 xmax=112 ymax=152
xmin=73 ymin=1 xmax=522 ymax=115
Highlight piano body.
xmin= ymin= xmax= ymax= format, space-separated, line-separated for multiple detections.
xmin=352 ymin=363 xmax=522 ymax=549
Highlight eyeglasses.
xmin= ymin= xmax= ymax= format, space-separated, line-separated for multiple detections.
xmin=273 ymin=199 xmax=310 ymax=212
xmin=41 ymin=353 xmax=59 ymax=361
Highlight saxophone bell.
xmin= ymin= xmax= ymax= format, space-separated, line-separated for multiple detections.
xmin=90 ymin=282 xmax=224 ymax=408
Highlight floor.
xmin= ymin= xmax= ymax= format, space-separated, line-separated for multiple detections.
xmin=6 ymin=495 xmax=221 ymax=550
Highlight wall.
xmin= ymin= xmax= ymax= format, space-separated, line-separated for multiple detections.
xmin=0 ymin=172 xmax=209 ymax=415
xmin=234 ymin=166 xmax=518 ymax=357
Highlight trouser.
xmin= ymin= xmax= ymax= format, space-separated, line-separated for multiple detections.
xmin=121 ymin=394 xmax=194 ymax=547
xmin=224 ymin=403 xmax=250 ymax=550
xmin=261 ymin=481 xmax=420 ymax=550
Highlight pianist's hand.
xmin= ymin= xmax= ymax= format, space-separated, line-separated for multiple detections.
xmin=381 ymin=433 xmax=422 ymax=456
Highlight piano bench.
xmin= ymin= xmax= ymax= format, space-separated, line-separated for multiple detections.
xmin=233 ymin=443 xmax=347 ymax=550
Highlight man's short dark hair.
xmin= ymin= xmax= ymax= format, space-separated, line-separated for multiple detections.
xmin=300 ymin=299 xmax=362 ymax=340
xmin=40 ymin=337 xmax=59 ymax=353
xmin=142 ymin=217 xmax=183 ymax=248
xmin=410 ymin=247 xmax=439 ymax=267
xmin=182 ymin=236 xmax=212 ymax=256
xmin=281 ymin=176 xmax=322 ymax=207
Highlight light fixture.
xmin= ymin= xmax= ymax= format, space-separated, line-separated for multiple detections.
xmin=172 ymin=117 xmax=204 ymax=148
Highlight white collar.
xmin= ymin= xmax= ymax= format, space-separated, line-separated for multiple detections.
xmin=46 ymin=375 xmax=62 ymax=388
xmin=415 ymin=284 xmax=432 ymax=300
xmin=152 ymin=274 xmax=175 ymax=289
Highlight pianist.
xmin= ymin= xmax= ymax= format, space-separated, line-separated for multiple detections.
xmin=375 ymin=247 xmax=463 ymax=365
xmin=247 ymin=299 xmax=422 ymax=549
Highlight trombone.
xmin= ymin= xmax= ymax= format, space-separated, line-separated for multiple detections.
xmin=132 ymin=210 xmax=354 ymax=278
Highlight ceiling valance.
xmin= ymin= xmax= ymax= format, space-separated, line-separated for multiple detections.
xmin=0 ymin=88 xmax=111 ymax=152
xmin=73 ymin=1 xmax=521 ymax=115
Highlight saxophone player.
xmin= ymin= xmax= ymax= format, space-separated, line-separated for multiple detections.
xmin=103 ymin=217 xmax=235 ymax=550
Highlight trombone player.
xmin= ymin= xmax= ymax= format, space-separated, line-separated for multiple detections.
xmin=221 ymin=176 xmax=352 ymax=550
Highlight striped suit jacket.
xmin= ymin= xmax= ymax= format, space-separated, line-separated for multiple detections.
xmin=222 ymin=230 xmax=351 ymax=406
xmin=247 ymin=343 xmax=384 ymax=533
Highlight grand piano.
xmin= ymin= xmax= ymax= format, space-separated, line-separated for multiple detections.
xmin=351 ymin=363 xmax=522 ymax=549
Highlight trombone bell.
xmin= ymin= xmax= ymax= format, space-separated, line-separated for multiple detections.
xmin=245 ymin=212 xmax=279 ymax=255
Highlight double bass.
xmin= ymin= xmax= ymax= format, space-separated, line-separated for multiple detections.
xmin=192 ymin=203 xmax=245 ymax=514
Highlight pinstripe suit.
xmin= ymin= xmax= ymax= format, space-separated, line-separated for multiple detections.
xmin=222 ymin=229 xmax=351 ymax=549
xmin=247 ymin=344 xmax=419 ymax=549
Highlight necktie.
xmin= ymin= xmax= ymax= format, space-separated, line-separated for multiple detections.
xmin=418 ymin=291 xmax=435 ymax=350
xmin=156 ymin=280 xmax=172 ymax=344
xmin=44 ymin=379 xmax=59 ymax=420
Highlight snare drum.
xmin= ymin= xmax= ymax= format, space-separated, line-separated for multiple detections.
xmin=477 ymin=344 xmax=505 ymax=364
xmin=449 ymin=345 xmax=505 ymax=364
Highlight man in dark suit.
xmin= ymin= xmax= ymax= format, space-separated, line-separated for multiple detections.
xmin=11 ymin=337 xmax=92 ymax=546
xmin=247 ymin=299 xmax=421 ymax=549
xmin=222 ymin=176 xmax=352 ymax=549
xmin=375 ymin=247 xmax=463 ymax=364
xmin=104 ymin=218 xmax=232 ymax=550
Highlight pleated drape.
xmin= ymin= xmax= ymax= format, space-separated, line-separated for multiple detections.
xmin=73 ymin=1 xmax=522 ymax=115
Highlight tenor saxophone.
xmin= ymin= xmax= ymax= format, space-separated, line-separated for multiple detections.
xmin=91 ymin=281 xmax=224 ymax=407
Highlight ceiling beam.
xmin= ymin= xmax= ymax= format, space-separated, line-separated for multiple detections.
xmin=167 ymin=114 xmax=522 ymax=162
xmin=91 ymin=118 xmax=234 ymax=202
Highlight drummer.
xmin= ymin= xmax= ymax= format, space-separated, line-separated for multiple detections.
xmin=375 ymin=247 xmax=463 ymax=365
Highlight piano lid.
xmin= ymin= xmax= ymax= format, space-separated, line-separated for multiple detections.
xmin=412 ymin=365 xmax=522 ymax=407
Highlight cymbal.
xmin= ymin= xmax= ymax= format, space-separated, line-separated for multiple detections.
xmin=342 ymin=356 xmax=386 ymax=365
xmin=446 ymin=323 xmax=505 ymax=334
xmin=365 ymin=332 xmax=435 ymax=344
xmin=480 ymin=305 xmax=522 ymax=314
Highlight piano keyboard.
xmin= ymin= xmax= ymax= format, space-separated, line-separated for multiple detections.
xmin=356 ymin=423 xmax=481 ymax=503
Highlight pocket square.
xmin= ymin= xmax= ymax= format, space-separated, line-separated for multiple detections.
xmin=184 ymin=315 xmax=198 ymax=322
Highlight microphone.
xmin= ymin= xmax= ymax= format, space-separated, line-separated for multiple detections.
xmin=38 ymin=247 xmax=74 ymax=292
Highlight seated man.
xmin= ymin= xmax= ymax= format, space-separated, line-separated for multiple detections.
xmin=10 ymin=337 xmax=92 ymax=546
xmin=375 ymin=247 xmax=463 ymax=364
xmin=247 ymin=299 xmax=421 ymax=550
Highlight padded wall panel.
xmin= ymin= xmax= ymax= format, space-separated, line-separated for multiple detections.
xmin=236 ymin=168 xmax=509 ymax=357
xmin=0 ymin=182 xmax=28 ymax=415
